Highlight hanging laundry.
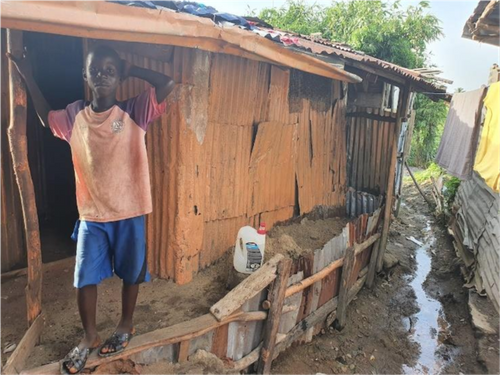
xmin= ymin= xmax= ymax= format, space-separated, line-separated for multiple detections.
xmin=474 ymin=81 xmax=500 ymax=192
xmin=435 ymin=87 xmax=487 ymax=180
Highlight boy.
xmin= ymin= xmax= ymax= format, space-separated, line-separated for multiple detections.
xmin=8 ymin=45 xmax=175 ymax=374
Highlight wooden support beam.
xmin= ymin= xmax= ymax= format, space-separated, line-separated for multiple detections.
xmin=377 ymin=86 xmax=411 ymax=272
xmin=22 ymin=311 xmax=266 ymax=375
xmin=257 ymin=258 xmax=292 ymax=374
xmin=210 ymin=324 xmax=229 ymax=358
xmin=177 ymin=340 xmax=190 ymax=363
xmin=6 ymin=29 xmax=42 ymax=326
xmin=3 ymin=313 xmax=45 ymax=375
xmin=334 ymin=245 xmax=356 ymax=330
xmin=366 ymin=238 xmax=381 ymax=289
xmin=210 ymin=254 xmax=284 ymax=321
xmin=405 ymin=161 xmax=433 ymax=208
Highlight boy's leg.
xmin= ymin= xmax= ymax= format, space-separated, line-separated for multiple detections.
xmin=117 ymin=282 xmax=139 ymax=334
xmin=76 ymin=285 xmax=100 ymax=348
xmin=99 ymin=216 xmax=149 ymax=356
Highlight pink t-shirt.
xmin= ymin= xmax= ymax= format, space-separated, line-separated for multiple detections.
xmin=48 ymin=87 xmax=166 ymax=222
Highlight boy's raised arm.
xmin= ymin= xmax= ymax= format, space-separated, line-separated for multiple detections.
xmin=7 ymin=50 xmax=52 ymax=128
xmin=122 ymin=60 xmax=175 ymax=104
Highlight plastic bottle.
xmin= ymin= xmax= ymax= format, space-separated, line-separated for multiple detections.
xmin=233 ymin=223 xmax=267 ymax=274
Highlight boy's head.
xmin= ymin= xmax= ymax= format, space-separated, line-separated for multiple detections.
xmin=83 ymin=45 xmax=123 ymax=98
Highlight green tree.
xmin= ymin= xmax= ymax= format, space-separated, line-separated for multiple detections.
xmin=258 ymin=0 xmax=449 ymax=167
xmin=408 ymin=94 xmax=448 ymax=167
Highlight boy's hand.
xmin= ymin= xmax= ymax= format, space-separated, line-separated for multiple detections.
xmin=121 ymin=59 xmax=133 ymax=80
xmin=6 ymin=47 xmax=33 ymax=81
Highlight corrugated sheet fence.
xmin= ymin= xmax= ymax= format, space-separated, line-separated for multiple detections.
xmin=452 ymin=171 xmax=500 ymax=312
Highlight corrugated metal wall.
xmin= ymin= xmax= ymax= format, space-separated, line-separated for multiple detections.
xmin=1 ymin=30 xmax=27 ymax=272
xmin=91 ymin=40 xmax=348 ymax=283
xmin=454 ymin=171 xmax=500 ymax=312
xmin=346 ymin=108 xmax=397 ymax=196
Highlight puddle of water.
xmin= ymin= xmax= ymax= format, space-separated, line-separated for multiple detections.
xmin=403 ymin=221 xmax=451 ymax=375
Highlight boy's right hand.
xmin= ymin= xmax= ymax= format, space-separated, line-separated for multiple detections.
xmin=6 ymin=47 xmax=33 ymax=80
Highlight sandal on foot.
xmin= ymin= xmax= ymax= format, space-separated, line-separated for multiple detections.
xmin=60 ymin=344 xmax=97 ymax=375
xmin=98 ymin=329 xmax=135 ymax=357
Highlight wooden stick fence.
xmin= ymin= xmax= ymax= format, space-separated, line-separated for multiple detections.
xmin=20 ymin=207 xmax=383 ymax=375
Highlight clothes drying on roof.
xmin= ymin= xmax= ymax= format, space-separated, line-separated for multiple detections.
xmin=474 ymin=81 xmax=500 ymax=192
xmin=435 ymin=87 xmax=487 ymax=180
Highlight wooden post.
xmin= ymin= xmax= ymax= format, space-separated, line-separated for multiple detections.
xmin=3 ymin=313 xmax=45 ymax=375
xmin=256 ymin=258 xmax=292 ymax=374
xmin=366 ymin=238 xmax=381 ymax=289
xmin=376 ymin=86 xmax=411 ymax=272
xmin=405 ymin=161 xmax=433 ymax=207
xmin=6 ymin=29 xmax=42 ymax=326
xmin=334 ymin=245 xmax=356 ymax=330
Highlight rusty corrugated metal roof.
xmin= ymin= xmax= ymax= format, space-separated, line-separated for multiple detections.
xmin=462 ymin=0 xmax=499 ymax=46
xmin=0 ymin=1 xmax=361 ymax=84
xmin=1 ymin=1 xmax=449 ymax=94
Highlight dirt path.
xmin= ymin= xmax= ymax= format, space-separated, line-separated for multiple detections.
xmin=272 ymin=181 xmax=499 ymax=374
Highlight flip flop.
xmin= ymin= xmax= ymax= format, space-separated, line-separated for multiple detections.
xmin=98 ymin=328 xmax=135 ymax=358
xmin=60 ymin=339 xmax=100 ymax=375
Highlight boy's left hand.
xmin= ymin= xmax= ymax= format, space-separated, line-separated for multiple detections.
xmin=121 ymin=59 xmax=133 ymax=80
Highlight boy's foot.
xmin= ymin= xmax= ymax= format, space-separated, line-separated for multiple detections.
xmin=98 ymin=328 xmax=135 ymax=357
xmin=60 ymin=336 xmax=101 ymax=374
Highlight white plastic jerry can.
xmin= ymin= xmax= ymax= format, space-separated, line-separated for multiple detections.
xmin=233 ymin=223 xmax=267 ymax=274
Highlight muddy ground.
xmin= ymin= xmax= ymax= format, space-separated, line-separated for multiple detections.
xmin=272 ymin=181 xmax=499 ymax=375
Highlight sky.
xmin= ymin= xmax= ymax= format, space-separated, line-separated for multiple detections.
xmin=206 ymin=0 xmax=500 ymax=92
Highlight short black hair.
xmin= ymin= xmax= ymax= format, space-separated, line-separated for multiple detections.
xmin=86 ymin=45 xmax=122 ymax=73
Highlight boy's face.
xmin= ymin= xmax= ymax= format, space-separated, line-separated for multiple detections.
xmin=83 ymin=53 xmax=121 ymax=98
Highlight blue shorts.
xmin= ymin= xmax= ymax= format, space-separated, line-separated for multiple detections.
xmin=71 ymin=215 xmax=151 ymax=288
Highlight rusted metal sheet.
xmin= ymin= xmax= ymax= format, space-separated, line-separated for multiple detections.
xmin=455 ymin=171 xmax=500 ymax=312
xmin=57 ymin=38 xmax=350 ymax=284
xmin=1 ymin=31 xmax=26 ymax=272
xmin=462 ymin=0 xmax=499 ymax=46
xmin=347 ymin=108 xmax=395 ymax=196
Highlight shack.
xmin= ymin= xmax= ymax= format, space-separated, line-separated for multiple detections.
xmin=1 ymin=1 xmax=446 ymax=373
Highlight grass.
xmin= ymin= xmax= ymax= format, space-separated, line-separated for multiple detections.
xmin=404 ymin=162 xmax=461 ymax=209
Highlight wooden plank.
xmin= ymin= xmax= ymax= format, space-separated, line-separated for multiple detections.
xmin=366 ymin=238 xmax=381 ymax=289
xmin=377 ymin=87 xmax=411 ymax=272
xmin=210 ymin=324 xmax=229 ymax=358
xmin=257 ymin=258 xmax=292 ymax=374
xmin=177 ymin=340 xmax=190 ymax=363
xmin=210 ymin=254 xmax=283 ymax=321
xmin=22 ymin=311 xmax=266 ymax=375
xmin=285 ymin=258 xmax=343 ymax=298
xmin=3 ymin=313 xmax=45 ymax=374
xmin=335 ymin=244 xmax=356 ymax=330
xmin=7 ymin=29 xmax=42 ymax=326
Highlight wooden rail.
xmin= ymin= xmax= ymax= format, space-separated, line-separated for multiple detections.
xmin=285 ymin=233 xmax=380 ymax=298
